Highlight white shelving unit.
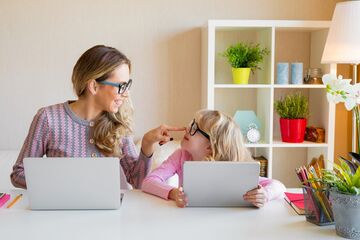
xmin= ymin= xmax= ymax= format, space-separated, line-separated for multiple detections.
xmin=202 ymin=20 xmax=336 ymax=187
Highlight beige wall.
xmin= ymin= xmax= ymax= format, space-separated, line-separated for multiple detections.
xmin=0 ymin=0 xmax=342 ymax=150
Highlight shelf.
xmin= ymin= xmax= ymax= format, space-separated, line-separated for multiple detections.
xmin=245 ymin=143 xmax=270 ymax=148
xmin=214 ymin=84 xmax=326 ymax=89
xmin=209 ymin=20 xmax=330 ymax=29
xmin=273 ymin=84 xmax=325 ymax=89
xmin=272 ymin=139 xmax=328 ymax=148
xmin=214 ymin=84 xmax=272 ymax=89
xmin=203 ymin=20 xmax=335 ymax=187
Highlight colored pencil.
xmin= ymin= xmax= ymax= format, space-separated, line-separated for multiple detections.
xmin=6 ymin=194 xmax=23 ymax=209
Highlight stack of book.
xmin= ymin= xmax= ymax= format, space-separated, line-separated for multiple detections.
xmin=0 ymin=193 xmax=10 ymax=208
xmin=253 ymin=156 xmax=267 ymax=177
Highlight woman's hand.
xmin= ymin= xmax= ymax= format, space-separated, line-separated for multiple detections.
xmin=243 ymin=185 xmax=267 ymax=208
xmin=141 ymin=125 xmax=185 ymax=157
xmin=169 ymin=187 xmax=188 ymax=208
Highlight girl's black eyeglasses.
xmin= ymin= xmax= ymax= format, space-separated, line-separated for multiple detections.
xmin=189 ymin=119 xmax=210 ymax=140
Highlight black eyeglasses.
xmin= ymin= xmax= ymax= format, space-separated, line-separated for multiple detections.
xmin=96 ymin=79 xmax=132 ymax=95
xmin=189 ymin=119 xmax=210 ymax=140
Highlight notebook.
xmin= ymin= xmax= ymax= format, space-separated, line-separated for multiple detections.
xmin=183 ymin=161 xmax=260 ymax=207
xmin=284 ymin=192 xmax=305 ymax=215
xmin=24 ymin=157 xmax=121 ymax=210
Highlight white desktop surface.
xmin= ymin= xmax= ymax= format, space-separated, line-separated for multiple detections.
xmin=0 ymin=189 xmax=340 ymax=240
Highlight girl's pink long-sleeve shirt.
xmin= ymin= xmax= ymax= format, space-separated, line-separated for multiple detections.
xmin=142 ymin=149 xmax=286 ymax=201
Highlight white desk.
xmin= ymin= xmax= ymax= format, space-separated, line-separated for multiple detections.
xmin=0 ymin=189 xmax=341 ymax=240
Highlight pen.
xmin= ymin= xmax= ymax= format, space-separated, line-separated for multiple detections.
xmin=159 ymin=137 xmax=173 ymax=146
xmin=6 ymin=194 xmax=23 ymax=209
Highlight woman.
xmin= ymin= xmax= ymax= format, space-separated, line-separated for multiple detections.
xmin=10 ymin=45 xmax=184 ymax=189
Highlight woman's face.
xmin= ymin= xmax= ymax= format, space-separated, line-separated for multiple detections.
xmin=96 ymin=64 xmax=130 ymax=113
xmin=180 ymin=120 xmax=211 ymax=160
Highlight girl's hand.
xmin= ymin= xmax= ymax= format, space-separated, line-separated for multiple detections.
xmin=169 ymin=187 xmax=188 ymax=208
xmin=141 ymin=125 xmax=186 ymax=157
xmin=243 ymin=185 xmax=267 ymax=208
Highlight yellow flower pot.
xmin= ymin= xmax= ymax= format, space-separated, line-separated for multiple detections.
xmin=232 ymin=68 xmax=251 ymax=84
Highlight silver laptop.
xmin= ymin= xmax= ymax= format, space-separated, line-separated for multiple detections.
xmin=183 ymin=161 xmax=260 ymax=207
xmin=24 ymin=157 xmax=121 ymax=210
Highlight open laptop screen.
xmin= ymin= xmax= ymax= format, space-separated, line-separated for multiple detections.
xmin=24 ymin=157 xmax=121 ymax=210
xmin=183 ymin=161 xmax=260 ymax=207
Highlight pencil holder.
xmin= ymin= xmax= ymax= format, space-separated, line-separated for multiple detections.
xmin=302 ymin=187 xmax=334 ymax=226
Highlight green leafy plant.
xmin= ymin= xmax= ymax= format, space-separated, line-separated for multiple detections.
xmin=274 ymin=92 xmax=309 ymax=119
xmin=321 ymin=157 xmax=360 ymax=195
xmin=221 ymin=42 xmax=270 ymax=70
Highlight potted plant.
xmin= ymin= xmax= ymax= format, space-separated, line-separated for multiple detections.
xmin=321 ymin=73 xmax=360 ymax=239
xmin=274 ymin=92 xmax=309 ymax=143
xmin=317 ymin=156 xmax=360 ymax=239
xmin=221 ymin=42 xmax=269 ymax=84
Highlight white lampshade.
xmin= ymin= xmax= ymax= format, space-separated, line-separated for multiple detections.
xmin=321 ymin=1 xmax=360 ymax=64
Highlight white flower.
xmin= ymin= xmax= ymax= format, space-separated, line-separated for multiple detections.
xmin=322 ymin=74 xmax=351 ymax=92
xmin=327 ymin=93 xmax=345 ymax=104
xmin=322 ymin=74 xmax=352 ymax=106
xmin=343 ymin=84 xmax=360 ymax=110
xmin=344 ymin=97 xmax=357 ymax=110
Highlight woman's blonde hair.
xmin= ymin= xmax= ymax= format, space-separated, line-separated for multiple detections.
xmin=72 ymin=45 xmax=133 ymax=156
xmin=195 ymin=110 xmax=252 ymax=162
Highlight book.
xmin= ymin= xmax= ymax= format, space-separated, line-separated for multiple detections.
xmin=0 ymin=193 xmax=10 ymax=208
xmin=284 ymin=192 xmax=305 ymax=215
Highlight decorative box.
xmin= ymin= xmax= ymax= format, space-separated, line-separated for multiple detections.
xmin=304 ymin=127 xmax=325 ymax=143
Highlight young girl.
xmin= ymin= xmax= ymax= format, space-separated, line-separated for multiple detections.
xmin=142 ymin=110 xmax=286 ymax=208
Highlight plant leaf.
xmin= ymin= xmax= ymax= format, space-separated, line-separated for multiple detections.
xmin=274 ymin=92 xmax=309 ymax=119
xmin=340 ymin=156 xmax=357 ymax=174
xmin=349 ymin=152 xmax=360 ymax=168
xmin=353 ymin=167 xmax=360 ymax=187
xmin=221 ymin=43 xmax=269 ymax=69
xmin=350 ymin=186 xmax=360 ymax=195
xmin=334 ymin=161 xmax=353 ymax=187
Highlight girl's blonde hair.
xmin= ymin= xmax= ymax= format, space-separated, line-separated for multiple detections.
xmin=195 ymin=109 xmax=252 ymax=162
xmin=72 ymin=45 xmax=133 ymax=157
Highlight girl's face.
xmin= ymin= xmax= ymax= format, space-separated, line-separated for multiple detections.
xmin=96 ymin=64 xmax=130 ymax=113
xmin=180 ymin=120 xmax=212 ymax=160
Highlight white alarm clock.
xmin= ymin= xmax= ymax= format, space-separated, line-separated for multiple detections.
xmin=246 ymin=123 xmax=260 ymax=143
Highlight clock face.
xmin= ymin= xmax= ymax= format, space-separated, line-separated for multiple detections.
xmin=247 ymin=128 xmax=260 ymax=143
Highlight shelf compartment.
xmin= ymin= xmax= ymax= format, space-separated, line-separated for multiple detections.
xmin=274 ymin=28 xmax=330 ymax=85
xmin=272 ymin=147 xmax=328 ymax=187
xmin=247 ymin=147 xmax=271 ymax=178
xmin=215 ymin=27 xmax=272 ymax=85
xmin=215 ymin=88 xmax=271 ymax=144
xmin=273 ymin=88 xmax=330 ymax=144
